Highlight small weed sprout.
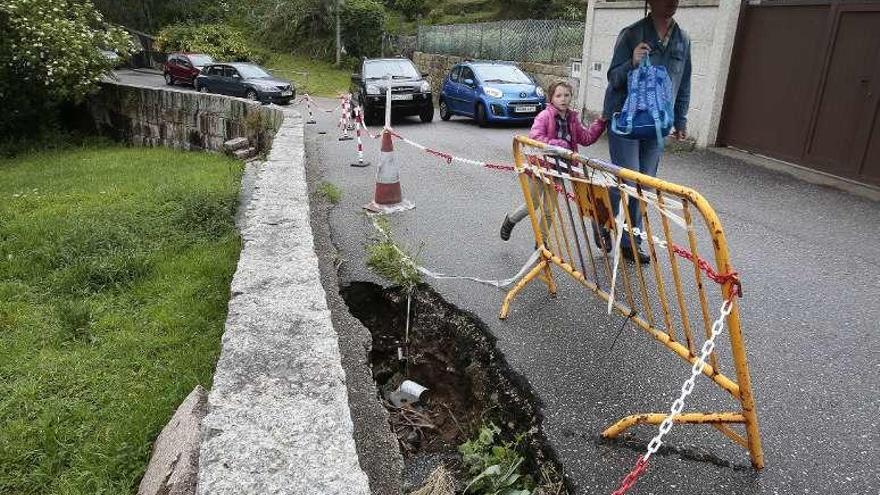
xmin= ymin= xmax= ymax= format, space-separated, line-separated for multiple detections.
xmin=366 ymin=216 xmax=421 ymax=291
xmin=318 ymin=181 xmax=343 ymax=205
xmin=366 ymin=216 xmax=422 ymax=364
xmin=459 ymin=423 xmax=534 ymax=495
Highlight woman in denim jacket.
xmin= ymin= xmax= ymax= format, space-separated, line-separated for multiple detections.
xmin=602 ymin=0 xmax=692 ymax=263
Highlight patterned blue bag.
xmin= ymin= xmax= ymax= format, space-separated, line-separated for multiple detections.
xmin=610 ymin=54 xmax=674 ymax=145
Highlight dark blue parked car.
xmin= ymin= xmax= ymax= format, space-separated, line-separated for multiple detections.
xmin=439 ymin=61 xmax=545 ymax=126
xmin=195 ymin=63 xmax=295 ymax=105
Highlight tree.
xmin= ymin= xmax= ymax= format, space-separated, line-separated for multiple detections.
xmin=0 ymin=0 xmax=133 ymax=141
xmin=341 ymin=0 xmax=385 ymax=59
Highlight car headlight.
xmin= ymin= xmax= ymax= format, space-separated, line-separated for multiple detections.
xmin=419 ymin=81 xmax=430 ymax=92
xmin=366 ymin=84 xmax=381 ymax=95
xmin=535 ymin=86 xmax=545 ymax=97
xmin=255 ymin=84 xmax=278 ymax=92
xmin=483 ymin=86 xmax=503 ymax=98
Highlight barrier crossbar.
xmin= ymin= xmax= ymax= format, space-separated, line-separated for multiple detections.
xmin=503 ymin=135 xmax=764 ymax=469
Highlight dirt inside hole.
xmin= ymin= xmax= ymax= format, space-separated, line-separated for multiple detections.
xmin=340 ymin=281 xmax=570 ymax=494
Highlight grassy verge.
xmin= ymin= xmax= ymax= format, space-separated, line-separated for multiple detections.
xmin=266 ymin=52 xmax=351 ymax=98
xmin=0 ymin=145 xmax=243 ymax=493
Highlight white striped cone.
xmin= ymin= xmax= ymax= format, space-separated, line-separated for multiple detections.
xmin=363 ymin=129 xmax=413 ymax=213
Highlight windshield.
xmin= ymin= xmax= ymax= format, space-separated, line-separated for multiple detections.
xmin=473 ymin=65 xmax=532 ymax=84
xmin=363 ymin=60 xmax=419 ymax=79
xmin=236 ymin=65 xmax=271 ymax=78
xmin=189 ymin=55 xmax=214 ymax=66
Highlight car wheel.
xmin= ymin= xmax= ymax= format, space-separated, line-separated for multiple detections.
xmin=439 ymin=99 xmax=451 ymax=121
xmin=246 ymin=89 xmax=259 ymax=101
xmin=164 ymin=73 xmax=173 ymax=86
xmin=419 ymin=105 xmax=434 ymax=123
xmin=476 ymin=103 xmax=488 ymax=128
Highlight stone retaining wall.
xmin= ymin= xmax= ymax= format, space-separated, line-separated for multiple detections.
xmin=93 ymin=81 xmax=372 ymax=494
xmin=87 ymin=82 xmax=282 ymax=152
xmin=412 ymin=51 xmax=580 ymax=106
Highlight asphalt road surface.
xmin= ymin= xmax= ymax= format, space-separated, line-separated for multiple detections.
xmin=305 ymin=97 xmax=879 ymax=495
xmin=112 ymin=71 xmax=879 ymax=493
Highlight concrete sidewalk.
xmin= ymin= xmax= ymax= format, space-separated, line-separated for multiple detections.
xmin=306 ymin=96 xmax=880 ymax=495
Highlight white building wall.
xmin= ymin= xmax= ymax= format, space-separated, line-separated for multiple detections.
xmin=578 ymin=0 xmax=739 ymax=147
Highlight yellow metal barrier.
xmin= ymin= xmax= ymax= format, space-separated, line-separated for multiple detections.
xmin=502 ymin=136 xmax=764 ymax=469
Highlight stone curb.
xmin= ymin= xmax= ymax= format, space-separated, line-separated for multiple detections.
xmin=196 ymin=105 xmax=371 ymax=494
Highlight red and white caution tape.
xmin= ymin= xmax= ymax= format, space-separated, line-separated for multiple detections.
xmin=371 ymin=217 xmax=540 ymax=289
xmin=296 ymin=93 xmax=344 ymax=113
xmin=611 ymin=297 xmax=736 ymax=494
xmin=385 ymin=128 xmax=516 ymax=173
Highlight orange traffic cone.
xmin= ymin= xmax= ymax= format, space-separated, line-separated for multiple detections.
xmin=363 ymin=129 xmax=414 ymax=213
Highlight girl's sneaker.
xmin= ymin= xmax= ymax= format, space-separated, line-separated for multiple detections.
xmin=500 ymin=215 xmax=515 ymax=241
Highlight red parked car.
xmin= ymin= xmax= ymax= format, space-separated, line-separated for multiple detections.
xmin=163 ymin=53 xmax=214 ymax=87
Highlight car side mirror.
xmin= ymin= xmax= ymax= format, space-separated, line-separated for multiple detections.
xmin=463 ymin=78 xmax=474 ymax=87
xmin=351 ymin=73 xmax=362 ymax=83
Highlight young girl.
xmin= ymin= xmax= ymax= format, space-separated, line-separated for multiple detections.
xmin=500 ymin=81 xmax=606 ymax=241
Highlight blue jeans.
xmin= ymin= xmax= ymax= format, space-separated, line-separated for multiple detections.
xmin=608 ymin=133 xmax=663 ymax=248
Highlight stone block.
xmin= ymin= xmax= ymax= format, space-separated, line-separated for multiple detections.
xmin=138 ymin=385 xmax=207 ymax=495
xmin=233 ymin=147 xmax=257 ymax=160
xmin=224 ymin=137 xmax=250 ymax=152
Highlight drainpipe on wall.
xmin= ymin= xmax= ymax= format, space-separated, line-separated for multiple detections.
xmin=698 ymin=0 xmax=743 ymax=147
xmin=577 ymin=0 xmax=597 ymax=120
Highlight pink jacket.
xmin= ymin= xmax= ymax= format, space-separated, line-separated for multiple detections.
xmin=529 ymin=105 xmax=606 ymax=153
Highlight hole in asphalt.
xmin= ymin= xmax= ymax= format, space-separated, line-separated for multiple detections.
xmin=340 ymin=281 xmax=571 ymax=493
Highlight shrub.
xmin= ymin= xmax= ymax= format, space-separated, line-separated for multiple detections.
xmin=156 ymin=23 xmax=265 ymax=63
xmin=394 ymin=0 xmax=428 ymax=21
xmin=341 ymin=0 xmax=385 ymax=59
xmin=459 ymin=423 xmax=534 ymax=495
xmin=318 ymin=181 xmax=343 ymax=205
xmin=0 ymin=0 xmax=132 ymax=142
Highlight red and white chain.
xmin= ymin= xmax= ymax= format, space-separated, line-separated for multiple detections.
xmin=611 ymin=297 xmax=736 ymax=494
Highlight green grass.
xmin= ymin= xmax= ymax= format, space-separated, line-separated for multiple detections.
xmin=317 ymin=181 xmax=343 ymax=205
xmin=265 ymin=52 xmax=351 ymax=98
xmin=0 ymin=145 xmax=243 ymax=494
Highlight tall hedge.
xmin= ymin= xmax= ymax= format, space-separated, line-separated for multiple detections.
xmin=155 ymin=23 xmax=266 ymax=63
xmin=341 ymin=0 xmax=385 ymax=58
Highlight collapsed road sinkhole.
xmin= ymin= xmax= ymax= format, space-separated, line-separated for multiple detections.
xmin=340 ymin=281 xmax=571 ymax=494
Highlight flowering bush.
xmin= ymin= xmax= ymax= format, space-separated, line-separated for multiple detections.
xmin=156 ymin=23 xmax=266 ymax=63
xmin=0 ymin=0 xmax=133 ymax=140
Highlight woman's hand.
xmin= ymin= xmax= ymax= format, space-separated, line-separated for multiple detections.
xmin=632 ymin=42 xmax=651 ymax=67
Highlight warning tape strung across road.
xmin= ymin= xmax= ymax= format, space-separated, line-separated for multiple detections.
xmin=370 ymin=217 xmax=540 ymax=289
xmin=295 ymin=93 xmax=345 ymax=113
xmin=384 ymin=128 xmax=517 ymax=172
xmin=345 ymin=110 xmax=736 ymax=299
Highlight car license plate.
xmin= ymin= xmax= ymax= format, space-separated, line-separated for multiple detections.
xmin=515 ymin=105 xmax=537 ymax=113
xmin=391 ymin=94 xmax=413 ymax=101
xmin=281 ymin=90 xmax=293 ymax=96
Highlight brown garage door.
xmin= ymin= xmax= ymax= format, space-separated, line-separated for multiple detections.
xmin=719 ymin=1 xmax=880 ymax=186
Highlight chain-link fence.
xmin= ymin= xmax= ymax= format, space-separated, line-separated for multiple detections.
xmin=417 ymin=20 xmax=583 ymax=64
xmin=382 ymin=33 xmax=418 ymax=59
